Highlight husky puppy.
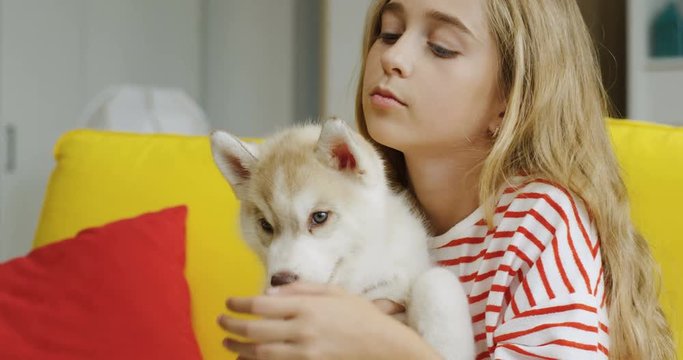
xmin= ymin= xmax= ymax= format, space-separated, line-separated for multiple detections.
xmin=210 ymin=118 xmax=474 ymax=359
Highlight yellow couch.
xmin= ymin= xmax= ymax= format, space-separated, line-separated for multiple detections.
xmin=33 ymin=119 xmax=682 ymax=358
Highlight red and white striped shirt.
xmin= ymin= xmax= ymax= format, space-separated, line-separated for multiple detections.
xmin=429 ymin=178 xmax=609 ymax=359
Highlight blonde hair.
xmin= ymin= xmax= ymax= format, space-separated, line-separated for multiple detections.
xmin=355 ymin=1 xmax=675 ymax=359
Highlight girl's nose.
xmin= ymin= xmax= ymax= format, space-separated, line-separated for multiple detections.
xmin=379 ymin=35 xmax=415 ymax=78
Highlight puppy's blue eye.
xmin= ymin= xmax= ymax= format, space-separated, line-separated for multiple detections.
xmin=259 ymin=218 xmax=273 ymax=234
xmin=311 ymin=211 xmax=329 ymax=225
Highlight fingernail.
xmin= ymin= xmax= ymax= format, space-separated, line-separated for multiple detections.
xmin=266 ymin=287 xmax=279 ymax=295
xmin=216 ymin=314 xmax=224 ymax=324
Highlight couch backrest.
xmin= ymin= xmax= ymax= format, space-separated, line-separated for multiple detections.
xmin=608 ymin=118 xmax=683 ymax=355
xmin=33 ymin=119 xmax=682 ymax=358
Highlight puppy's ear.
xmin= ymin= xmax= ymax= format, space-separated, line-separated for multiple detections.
xmin=315 ymin=118 xmax=369 ymax=178
xmin=210 ymin=130 xmax=258 ymax=199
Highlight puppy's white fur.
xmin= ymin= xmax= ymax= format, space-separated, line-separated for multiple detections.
xmin=211 ymin=118 xmax=474 ymax=359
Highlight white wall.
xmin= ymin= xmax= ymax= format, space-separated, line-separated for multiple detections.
xmin=84 ymin=0 xmax=203 ymax=101
xmin=628 ymin=0 xmax=683 ymax=125
xmin=204 ymin=0 xmax=296 ymax=137
xmin=321 ymin=0 xmax=374 ymax=127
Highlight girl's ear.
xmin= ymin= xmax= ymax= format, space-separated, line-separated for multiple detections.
xmin=489 ymin=115 xmax=503 ymax=135
xmin=489 ymin=96 xmax=507 ymax=136
xmin=497 ymin=95 xmax=508 ymax=119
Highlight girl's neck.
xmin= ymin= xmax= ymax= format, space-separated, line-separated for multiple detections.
xmin=404 ymin=150 xmax=486 ymax=236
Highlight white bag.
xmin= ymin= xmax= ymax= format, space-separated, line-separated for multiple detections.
xmin=79 ymin=85 xmax=210 ymax=135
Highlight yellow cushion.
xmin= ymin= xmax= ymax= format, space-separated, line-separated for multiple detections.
xmin=607 ymin=118 xmax=683 ymax=355
xmin=33 ymin=130 xmax=264 ymax=360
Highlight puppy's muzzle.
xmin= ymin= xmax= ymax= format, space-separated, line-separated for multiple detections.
xmin=271 ymin=271 xmax=299 ymax=287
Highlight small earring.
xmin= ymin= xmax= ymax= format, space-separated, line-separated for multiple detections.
xmin=490 ymin=126 xmax=500 ymax=139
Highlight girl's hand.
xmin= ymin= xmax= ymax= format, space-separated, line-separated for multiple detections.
xmin=217 ymin=282 xmax=439 ymax=360
xmin=372 ymin=298 xmax=406 ymax=315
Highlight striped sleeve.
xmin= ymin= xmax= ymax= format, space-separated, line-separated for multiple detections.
xmin=487 ymin=180 xmax=608 ymax=359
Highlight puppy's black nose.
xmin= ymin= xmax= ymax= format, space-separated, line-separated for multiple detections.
xmin=270 ymin=272 xmax=299 ymax=287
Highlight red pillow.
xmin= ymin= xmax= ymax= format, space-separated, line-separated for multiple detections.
xmin=0 ymin=206 xmax=201 ymax=360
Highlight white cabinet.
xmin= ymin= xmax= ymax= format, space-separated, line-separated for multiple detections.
xmin=0 ymin=0 xmax=86 ymax=261
xmin=0 ymin=0 xmax=202 ymax=261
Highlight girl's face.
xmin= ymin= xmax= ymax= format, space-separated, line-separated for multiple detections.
xmin=362 ymin=0 xmax=504 ymax=154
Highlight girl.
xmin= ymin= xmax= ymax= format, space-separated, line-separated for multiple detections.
xmin=218 ymin=0 xmax=675 ymax=359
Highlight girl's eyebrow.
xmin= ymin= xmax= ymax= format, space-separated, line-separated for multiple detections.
xmin=426 ymin=10 xmax=477 ymax=41
xmin=382 ymin=2 xmax=478 ymax=42
xmin=382 ymin=2 xmax=405 ymax=18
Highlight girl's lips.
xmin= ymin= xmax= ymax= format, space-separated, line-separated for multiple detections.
xmin=370 ymin=87 xmax=407 ymax=108
xmin=370 ymin=93 xmax=406 ymax=109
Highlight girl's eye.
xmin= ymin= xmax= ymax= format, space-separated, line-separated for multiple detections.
xmin=429 ymin=42 xmax=458 ymax=58
xmin=311 ymin=211 xmax=329 ymax=225
xmin=259 ymin=218 xmax=273 ymax=234
xmin=378 ymin=32 xmax=401 ymax=44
